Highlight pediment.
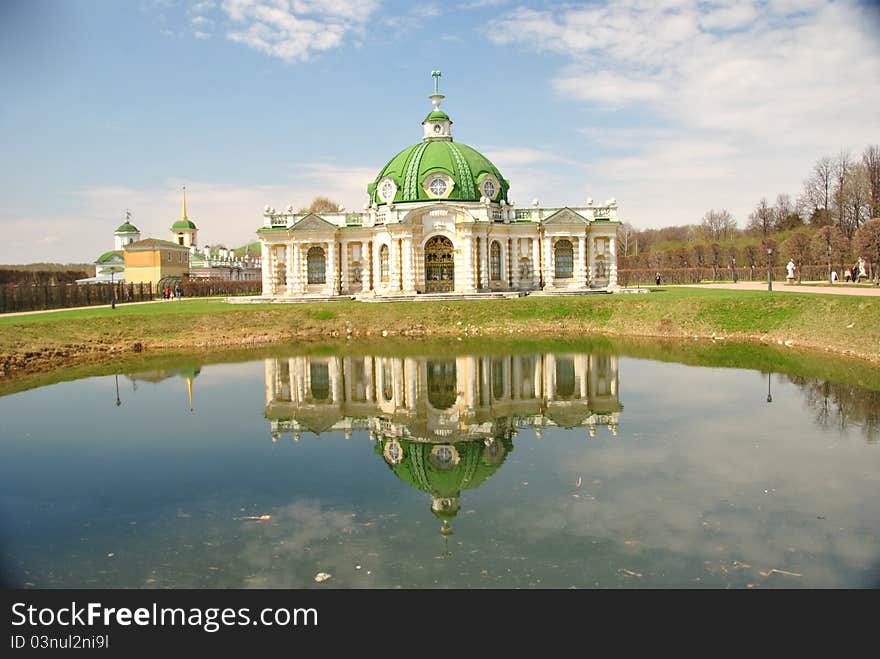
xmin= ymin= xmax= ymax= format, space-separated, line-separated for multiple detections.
xmin=542 ymin=208 xmax=589 ymax=225
xmin=292 ymin=213 xmax=338 ymax=232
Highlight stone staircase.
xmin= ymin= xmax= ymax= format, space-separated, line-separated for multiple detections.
xmin=227 ymin=295 xmax=356 ymax=304
xmin=355 ymin=291 xmax=528 ymax=303
xmin=227 ymin=287 xmax=643 ymax=304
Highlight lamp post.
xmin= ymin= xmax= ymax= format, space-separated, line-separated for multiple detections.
xmin=114 ymin=374 xmax=121 ymax=407
xmin=767 ymin=247 xmax=773 ymax=292
xmin=766 ymin=372 xmax=772 ymax=403
xmin=732 ymin=257 xmax=738 ymax=283
xmin=110 ymin=267 xmax=116 ymax=309
xmin=828 ymin=244 xmax=833 ymax=285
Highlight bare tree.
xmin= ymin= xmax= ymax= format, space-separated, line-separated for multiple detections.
xmin=709 ymin=243 xmax=722 ymax=280
xmin=746 ymin=197 xmax=774 ymax=238
xmin=833 ymin=150 xmax=853 ymax=228
xmin=863 ymin=145 xmax=880 ymax=219
xmin=743 ymin=244 xmax=760 ymax=280
xmin=781 ymin=232 xmax=812 ymax=283
xmin=300 ymin=196 xmax=343 ymax=214
xmin=799 ymin=156 xmax=834 ymax=220
xmin=691 ymin=243 xmax=707 ymax=268
xmin=773 ymin=193 xmax=802 ymax=231
xmin=853 ymin=218 xmax=880 ymax=281
xmin=810 ymin=225 xmax=850 ymax=278
xmin=618 ymin=222 xmax=637 ymax=257
xmin=700 ymin=209 xmax=737 ymax=241
xmin=842 ymin=163 xmax=870 ymax=238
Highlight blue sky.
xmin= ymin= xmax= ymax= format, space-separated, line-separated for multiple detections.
xmin=1 ymin=0 xmax=878 ymax=263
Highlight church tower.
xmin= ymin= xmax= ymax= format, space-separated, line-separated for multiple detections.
xmin=170 ymin=185 xmax=198 ymax=250
xmin=114 ymin=210 xmax=140 ymax=250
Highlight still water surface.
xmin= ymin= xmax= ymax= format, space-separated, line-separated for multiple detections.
xmin=1 ymin=344 xmax=878 ymax=588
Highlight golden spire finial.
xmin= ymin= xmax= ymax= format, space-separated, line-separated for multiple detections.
xmin=181 ymin=185 xmax=188 ymax=220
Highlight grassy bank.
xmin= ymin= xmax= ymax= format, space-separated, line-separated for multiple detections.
xmin=0 ymin=288 xmax=878 ymax=379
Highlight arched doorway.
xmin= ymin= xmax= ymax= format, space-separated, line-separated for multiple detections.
xmin=424 ymin=235 xmax=454 ymax=293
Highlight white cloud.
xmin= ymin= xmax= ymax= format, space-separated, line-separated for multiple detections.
xmin=481 ymin=146 xmax=576 ymax=167
xmin=220 ymin=0 xmax=380 ymax=62
xmin=24 ymin=163 xmax=376 ymax=263
xmin=194 ymin=30 xmax=211 ymax=39
xmin=488 ymin=0 xmax=880 ymax=229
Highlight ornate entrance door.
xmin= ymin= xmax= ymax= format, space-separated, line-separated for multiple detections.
xmin=424 ymin=235 xmax=454 ymax=293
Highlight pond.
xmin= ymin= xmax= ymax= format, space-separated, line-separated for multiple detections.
xmin=1 ymin=341 xmax=878 ymax=588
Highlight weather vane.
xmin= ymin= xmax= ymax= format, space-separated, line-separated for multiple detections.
xmin=431 ymin=70 xmax=441 ymax=95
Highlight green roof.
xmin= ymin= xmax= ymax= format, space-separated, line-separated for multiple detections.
xmin=423 ymin=110 xmax=450 ymax=122
xmin=368 ymin=139 xmax=509 ymax=206
xmin=171 ymin=218 xmax=198 ymax=230
xmin=115 ymin=221 xmax=139 ymax=234
xmin=95 ymin=250 xmax=123 ymax=264
xmin=234 ymin=241 xmax=261 ymax=257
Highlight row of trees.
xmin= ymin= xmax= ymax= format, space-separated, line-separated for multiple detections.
xmin=618 ymin=144 xmax=880 ymax=280
xmin=0 ymin=267 xmax=94 ymax=285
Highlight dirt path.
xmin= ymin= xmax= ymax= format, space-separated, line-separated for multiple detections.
xmin=677 ymin=281 xmax=880 ymax=296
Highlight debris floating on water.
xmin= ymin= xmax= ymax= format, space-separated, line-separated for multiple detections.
xmin=239 ymin=514 xmax=272 ymax=521
xmin=759 ymin=568 xmax=802 ymax=578
xmin=314 ymin=572 xmax=332 ymax=583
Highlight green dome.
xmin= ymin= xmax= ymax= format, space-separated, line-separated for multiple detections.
xmin=115 ymin=221 xmax=139 ymax=234
xmin=368 ymin=139 xmax=510 ymax=206
xmin=377 ymin=436 xmax=513 ymax=505
xmin=424 ymin=110 xmax=450 ymax=122
xmin=171 ymin=218 xmax=198 ymax=230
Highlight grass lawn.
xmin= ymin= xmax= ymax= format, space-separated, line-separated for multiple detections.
xmin=0 ymin=288 xmax=878 ymax=377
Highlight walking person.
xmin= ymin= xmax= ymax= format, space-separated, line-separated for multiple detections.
xmin=655 ymin=272 xmax=661 ymax=286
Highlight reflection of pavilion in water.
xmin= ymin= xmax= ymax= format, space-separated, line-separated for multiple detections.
xmin=264 ymin=352 xmax=622 ymax=548
xmin=264 ymin=352 xmax=621 ymax=443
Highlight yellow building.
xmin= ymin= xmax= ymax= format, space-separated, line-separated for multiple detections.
xmin=123 ymin=238 xmax=190 ymax=290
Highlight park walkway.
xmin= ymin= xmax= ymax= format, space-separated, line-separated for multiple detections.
xmin=0 ymin=298 xmax=180 ymax=318
xmin=681 ymin=281 xmax=880 ymax=296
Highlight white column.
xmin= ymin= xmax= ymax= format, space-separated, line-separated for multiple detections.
xmin=390 ymin=237 xmax=400 ymax=292
xmin=534 ymin=355 xmax=542 ymax=399
xmin=575 ymin=236 xmax=584 ymax=289
xmin=340 ymin=241 xmax=349 ymax=294
xmin=261 ymin=242 xmax=272 ymax=295
xmin=403 ymin=238 xmax=416 ymax=292
xmin=285 ymin=242 xmax=295 ymax=296
xmin=512 ymin=356 xmax=522 ymax=400
xmin=480 ymin=236 xmax=489 ymax=289
xmin=509 ymin=238 xmax=516 ymax=288
xmin=392 ymin=358 xmax=404 ymax=409
xmin=290 ymin=240 xmax=299 ymax=294
xmin=365 ymin=356 xmax=375 ymax=402
xmin=543 ymin=235 xmax=553 ymax=288
xmin=326 ymin=239 xmax=337 ymax=295
xmin=330 ymin=357 xmax=342 ymax=404
xmin=608 ymin=236 xmax=618 ymax=288
xmin=531 ymin=237 xmax=540 ymax=288
xmin=462 ymin=234 xmax=474 ymax=292
xmin=265 ymin=359 xmax=275 ymax=404
xmin=404 ymin=357 xmax=417 ymax=411
xmin=372 ymin=241 xmax=382 ymax=292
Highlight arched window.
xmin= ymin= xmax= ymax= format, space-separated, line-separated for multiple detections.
xmin=555 ymin=239 xmax=574 ymax=279
xmin=490 ymin=241 xmax=502 ymax=280
xmin=307 ymin=246 xmax=326 ymax=284
xmin=379 ymin=244 xmax=389 ymax=282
